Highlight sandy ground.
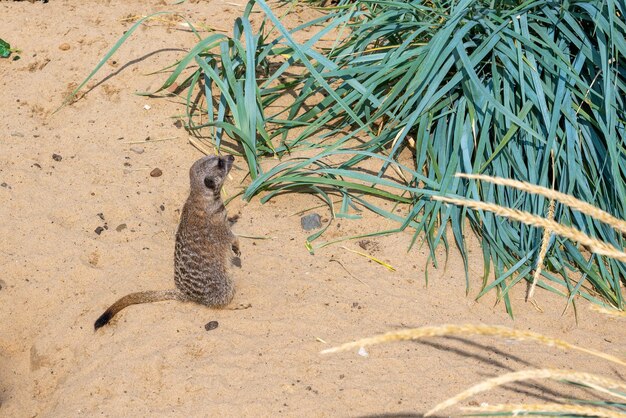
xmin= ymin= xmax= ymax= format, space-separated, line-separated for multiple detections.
xmin=1 ymin=1 xmax=625 ymax=417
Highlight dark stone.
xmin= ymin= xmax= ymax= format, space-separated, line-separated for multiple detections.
xmin=115 ymin=223 xmax=127 ymax=232
xmin=52 ymin=153 xmax=62 ymax=162
xmin=300 ymin=213 xmax=322 ymax=231
xmin=150 ymin=168 xmax=162 ymax=177
xmin=94 ymin=226 xmax=104 ymax=235
xmin=204 ymin=321 xmax=219 ymax=331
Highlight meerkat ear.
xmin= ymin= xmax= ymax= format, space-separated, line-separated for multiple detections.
xmin=204 ymin=177 xmax=216 ymax=190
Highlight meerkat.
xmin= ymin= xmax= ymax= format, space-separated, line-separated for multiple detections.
xmin=94 ymin=154 xmax=243 ymax=330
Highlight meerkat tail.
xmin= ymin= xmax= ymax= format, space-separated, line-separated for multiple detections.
xmin=94 ymin=289 xmax=183 ymax=330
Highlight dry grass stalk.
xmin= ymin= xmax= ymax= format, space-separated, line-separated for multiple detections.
xmin=431 ymin=196 xmax=626 ymax=263
xmin=591 ymin=305 xmax=626 ymax=318
xmin=120 ymin=14 xmax=182 ymax=27
xmin=188 ymin=136 xmax=215 ymax=156
xmin=528 ymin=197 xmax=555 ymax=300
xmin=387 ymin=128 xmax=409 ymax=183
xmin=462 ymin=402 xmax=626 ymax=417
xmin=457 ymin=173 xmax=626 ymax=235
xmin=341 ymin=246 xmax=396 ymax=272
xmin=320 ymin=324 xmax=626 ymax=366
xmin=425 ymin=368 xmax=626 ymax=416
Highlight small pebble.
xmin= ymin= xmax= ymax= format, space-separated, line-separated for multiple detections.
xmin=300 ymin=213 xmax=322 ymax=231
xmin=94 ymin=226 xmax=104 ymax=235
xmin=150 ymin=168 xmax=163 ymax=178
xmin=10 ymin=132 xmax=24 ymax=138
xmin=204 ymin=321 xmax=219 ymax=331
xmin=97 ymin=213 xmax=105 ymax=221
xmin=52 ymin=153 xmax=62 ymax=162
xmin=143 ymin=104 xmax=151 ymax=110
xmin=130 ymin=146 xmax=144 ymax=154
xmin=59 ymin=43 xmax=70 ymax=51
xmin=116 ymin=223 xmax=127 ymax=232
xmin=357 ymin=347 xmax=369 ymax=357
xmin=1 ymin=182 xmax=8 ymax=188
xmin=159 ymin=204 xmax=165 ymax=211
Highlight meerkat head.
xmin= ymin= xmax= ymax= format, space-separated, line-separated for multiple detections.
xmin=189 ymin=154 xmax=235 ymax=196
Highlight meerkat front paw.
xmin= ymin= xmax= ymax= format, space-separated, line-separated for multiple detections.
xmin=230 ymin=238 xmax=242 ymax=267
xmin=231 ymin=238 xmax=241 ymax=257
xmin=228 ymin=214 xmax=240 ymax=226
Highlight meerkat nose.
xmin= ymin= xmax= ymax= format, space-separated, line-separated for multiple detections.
xmin=226 ymin=155 xmax=234 ymax=162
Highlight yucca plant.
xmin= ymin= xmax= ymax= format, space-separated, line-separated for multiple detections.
xmin=72 ymin=0 xmax=626 ymax=312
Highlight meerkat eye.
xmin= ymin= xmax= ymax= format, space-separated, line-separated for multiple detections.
xmin=218 ymin=158 xmax=224 ymax=169
xmin=204 ymin=177 xmax=215 ymax=189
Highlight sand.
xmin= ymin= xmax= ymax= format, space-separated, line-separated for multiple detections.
xmin=1 ymin=1 xmax=624 ymax=417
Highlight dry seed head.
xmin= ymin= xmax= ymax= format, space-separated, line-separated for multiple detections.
xmin=431 ymin=196 xmax=626 ymax=263
xmin=457 ymin=173 xmax=626 ymax=236
xmin=320 ymin=324 xmax=626 ymax=366
xmin=462 ymin=403 xmax=626 ymax=418
xmin=528 ymin=197 xmax=555 ymax=300
xmin=426 ymin=368 xmax=626 ymax=416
